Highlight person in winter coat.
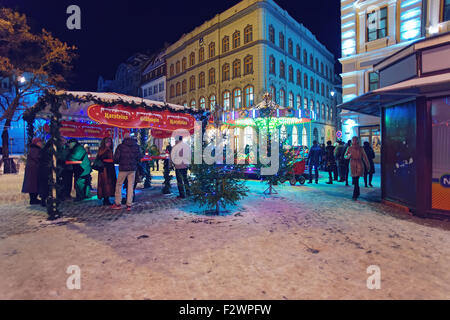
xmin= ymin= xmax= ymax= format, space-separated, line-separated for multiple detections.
xmin=111 ymin=133 xmax=142 ymax=211
xmin=307 ymin=140 xmax=323 ymax=184
xmin=171 ymin=136 xmax=191 ymax=198
xmin=22 ymin=138 xmax=43 ymax=205
xmin=67 ymin=138 xmax=92 ymax=201
xmin=363 ymin=141 xmax=376 ymax=187
xmin=334 ymin=141 xmax=346 ymax=182
xmin=342 ymin=140 xmax=352 ymax=186
xmin=38 ymin=140 xmax=53 ymax=207
xmin=344 ymin=136 xmax=370 ymax=200
xmin=96 ymin=137 xmax=117 ymax=206
xmin=324 ymin=141 xmax=337 ymax=184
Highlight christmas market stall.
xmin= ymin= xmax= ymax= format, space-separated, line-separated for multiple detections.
xmin=24 ymin=90 xmax=202 ymax=220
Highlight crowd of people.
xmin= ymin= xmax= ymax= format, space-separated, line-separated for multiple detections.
xmin=307 ymin=136 xmax=375 ymax=201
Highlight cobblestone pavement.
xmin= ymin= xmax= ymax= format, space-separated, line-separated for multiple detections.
xmin=0 ymin=172 xmax=450 ymax=300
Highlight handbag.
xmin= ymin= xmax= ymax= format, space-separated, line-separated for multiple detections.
xmin=92 ymin=157 xmax=104 ymax=173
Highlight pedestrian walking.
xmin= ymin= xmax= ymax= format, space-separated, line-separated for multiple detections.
xmin=344 ymin=137 xmax=370 ymax=200
xmin=111 ymin=133 xmax=142 ymax=211
xmin=334 ymin=141 xmax=346 ymax=182
xmin=363 ymin=141 xmax=376 ymax=187
xmin=96 ymin=137 xmax=117 ymax=206
xmin=307 ymin=140 xmax=323 ymax=184
xmin=171 ymin=136 xmax=191 ymax=198
xmin=67 ymin=139 xmax=92 ymax=202
xmin=342 ymin=140 xmax=352 ymax=186
xmin=21 ymin=138 xmax=43 ymax=205
xmin=324 ymin=141 xmax=337 ymax=184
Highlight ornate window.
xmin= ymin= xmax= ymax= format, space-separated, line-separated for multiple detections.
xmin=182 ymin=80 xmax=187 ymax=94
xmin=315 ymin=59 xmax=319 ymax=71
xmin=296 ymin=45 xmax=301 ymax=60
xmin=321 ymin=103 xmax=325 ymax=120
xmin=170 ymin=84 xmax=175 ymax=98
xmin=208 ymin=68 xmax=215 ymax=85
xmin=176 ymin=82 xmax=181 ymax=96
xmin=209 ymin=42 xmax=215 ymax=58
xmin=279 ymin=89 xmax=285 ymax=107
xmin=222 ymin=36 xmax=230 ymax=53
xmin=279 ymin=32 xmax=285 ymax=50
xmin=269 ymin=55 xmax=276 ymax=74
xmin=303 ymin=50 xmax=308 ymax=64
xmin=190 ymin=99 xmax=196 ymax=109
xmin=170 ymin=64 xmax=174 ymax=77
xmin=316 ymin=80 xmax=320 ymax=94
xmin=189 ymin=52 xmax=195 ymax=66
xmin=223 ymin=91 xmax=231 ymax=111
xmin=233 ymin=30 xmax=240 ymax=49
xmin=233 ymin=88 xmax=242 ymax=109
xmin=244 ymin=85 xmax=254 ymax=107
xmin=244 ymin=55 xmax=253 ymax=75
xmin=209 ymin=95 xmax=216 ymax=110
xmin=232 ymin=59 xmax=241 ymax=79
xmin=182 ymin=57 xmax=187 ymax=72
xmin=199 ymin=97 xmax=206 ymax=109
xmin=176 ymin=61 xmax=180 ymax=74
xmin=222 ymin=63 xmax=230 ymax=81
xmin=288 ymin=39 xmax=293 ymax=55
xmin=269 ymin=25 xmax=275 ymax=43
xmin=189 ymin=75 xmax=195 ymax=91
xmin=288 ymin=92 xmax=294 ymax=108
xmin=244 ymin=25 xmax=253 ymax=44
xmin=297 ymin=70 xmax=301 ymax=86
xmin=199 ymin=47 xmax=205 ymax=63
xmin=279 ymin=61 xmax=285 ymax=79
xmin=310 ymin=77 xmax=314 ymax=91
xmin=199 ymin=72 xmax=205 ymax=88
xmin=288 ymin=65 xmax=294 ymax=82
xmin=304 ymin=74 xmax=308 ymax=89
xmin=310 ymin=54 xmax=314 ymax=68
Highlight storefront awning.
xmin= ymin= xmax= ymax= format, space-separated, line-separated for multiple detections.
xmin=338 ymin=73 xmax=450 ymax=117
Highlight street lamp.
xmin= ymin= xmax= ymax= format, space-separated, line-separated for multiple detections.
xmin=19 ymin=76 xmax=26 ymax=84
xmin=330 ymin=90 xmax=336 ymax=98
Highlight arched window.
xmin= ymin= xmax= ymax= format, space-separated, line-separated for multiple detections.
xmin=321 ymin=103 xmax=325 ymax=119
xmin=304 ymin=74 xmax=308 ymax=89
xmin=209 ymin=42 xmax=215 ymax=58
xmin=279 ymin=61 xmax=285 ymax=78
xmin=244 ymin=55 xmax=253 ymax=75
xmin=315 ymin=58 xmax=319 ymax=71
xmin=170 ymin=84 xmax=175 ymax=98
xmin=198 ymin=72 xmax=205 ymax=88
xmin=313 ymin=128 xmax=319 ymax=143
xmin=189 ymin=52 xmax=195 ymax=66
xmin=316 ymin=80 xmax=320 ymax=94
xmin=309 ymin=100 xmax=314 ymax=112
xmin=296 ymin=95 xmax=301 ymax=109
xmin=244 ymin=126 xmax=254 ymax=147
xmin=297 ymin=70 xmax=301 ymax=86
xmin=303 ymin=50 xmax=308 ymax=64
xmin=183 ymin=101 xmax=188 ymax=108
xmin=292 ymin=126 xmax=298 ymax=146
xmin=199 ymin=47 xmax=205 ymax=63
xmin=182 ymin=80 xmax=187 ymax=94
xmin=310 ymin=77 xmax=314 ymax=91
xmin=323 ymin=105 xmax=327 ymax=120
xmin=288 ymin=92 xmax=294 ymax=108
xmin=209 ymin=68 xmax=215 ymax=85
xmin=296 ymin=45 xmax=301 ymax=60
xmin=302 ymin=127 xmax=308 ymax=146
xmin=189 ymin=75 xmax=195 ymax=91
xmin=330 ymin=105 xmax=333 ymax=121
xmin=304 ymin=98 xmax=308 ymax=109
xmin=321 ymin=62 xmax=324 ymax=75
xmin=176 ymin=82 xmax=181 ymax=96
xmin=244 ymin=86 xmax=254 ymax=107
xmin=223 ymin=91 xmax=231 ymax=111
xmin=269 ymin=55 xmax=276 ymax=74
xmin=270 ymin=85 xmax=276 ymax=101
xmin=233 ymin=59 xmax=241 ymax=78
xmin=233 ymin=88 xmax=242 ymax=109
xmin=199 ymin=97 xmax=206 ymax=109
xmin=279 ymin=89 xmax=285 ymax=107
xmin=233 ymin=30 xmax=240 ymax=49
xmin=279 ymin=32 xmax=285 ymax=50
xmin=328 ymin=105 xmax=331 ymax=120
xmin=190 ymin=99 xmax=196 ymax=109
xmin=176 ymin=61 xmax=180 ymax=74
xmin=316 ymin=101 xmax=320 ymax=119
xmin=288 ymin=65 xmax=294 ymax=82
xmin=182 ymin=57 xmax=187 ymax=72
xmin=310 ymin=54 xmax=314 ymax=67
xmin=321 ymin=83 xmax=325 ymax=96
xmin=288 ymin=39 xmax=293 ymax=55
xmin=244 ymin=25 xmax=253 ymax=44
xmin=269 ymin=25 xmax=275 ymax=43
xmin=222 ymin=63 xmax=230 ymax=81
xmin=222 ymin=36 xmax=230 ymax=53
xmin=280 ymin=125 xmax=287 ymax=142
xmin=170 ymin=64 xmax=174 ymax=77
xmin=209 ymin=95 xmax=216 ymax=111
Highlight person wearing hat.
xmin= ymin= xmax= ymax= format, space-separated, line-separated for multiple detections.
xmin=67 ymin=138 xmax=92 ymax=201
xmin=22 ymin=138 xmax=43 ymax=205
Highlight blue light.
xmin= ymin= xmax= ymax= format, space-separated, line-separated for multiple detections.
xmin=401 ymin=8 xmax=421 ymax=20
xmin=342 ymin=21 xmax=355 ymax=29
xmin=401 ymin=0 xmax=420 ymax=8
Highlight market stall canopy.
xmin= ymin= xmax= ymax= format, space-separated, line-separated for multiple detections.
xmin=338 ymin=73 xmax=450 ymax=117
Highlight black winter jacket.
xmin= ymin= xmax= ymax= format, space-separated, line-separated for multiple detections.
xmin=114 ymin=138 xmax=142 ymax=172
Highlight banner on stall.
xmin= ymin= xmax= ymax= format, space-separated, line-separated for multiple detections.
xmin=44 ymin=121 xmax=129 ymax=138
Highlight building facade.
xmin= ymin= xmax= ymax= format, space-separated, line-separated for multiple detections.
xmin=165 ymin=0 xmax=338 ymax=148
xmin=140 ymin=51 xmax=166 ymax=102
xmin=339 ymin=0 xmax=450 ymax=158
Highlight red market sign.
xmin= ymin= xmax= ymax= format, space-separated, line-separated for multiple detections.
xmin=87 ymin=104 xmax=196 ymax=131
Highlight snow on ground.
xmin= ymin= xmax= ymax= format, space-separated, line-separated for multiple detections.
xmin=0 ymin=169 xmax=449 ymax=299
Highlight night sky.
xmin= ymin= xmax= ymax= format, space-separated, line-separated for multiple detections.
xmin=1 ymin=0 xmax=341 ymax=91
